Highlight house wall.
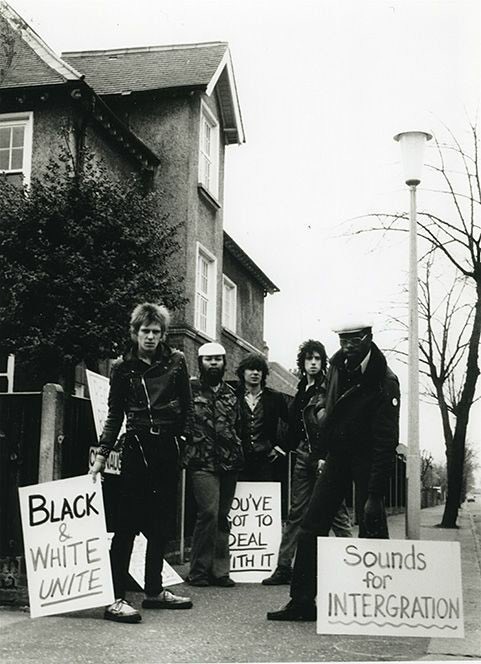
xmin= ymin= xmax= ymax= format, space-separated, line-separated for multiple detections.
xmin=106 ymin=89 xmax=229 ymax=375
xmin=222 ymin=250 xmax=265 ymax=351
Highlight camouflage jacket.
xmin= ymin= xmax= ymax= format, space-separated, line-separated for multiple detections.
xmin=182 ymin=378 xmax=244 ymax=473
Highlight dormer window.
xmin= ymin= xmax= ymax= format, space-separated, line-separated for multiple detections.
xmin=198 ymin=101 xmax=219 ymax=199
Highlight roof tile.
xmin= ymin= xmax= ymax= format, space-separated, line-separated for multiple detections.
xmin=62 ymin=43 xmax=228 ymax=95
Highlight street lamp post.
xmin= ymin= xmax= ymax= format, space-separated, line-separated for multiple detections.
xmin=393 ymin=130 xmax=432 ymax=540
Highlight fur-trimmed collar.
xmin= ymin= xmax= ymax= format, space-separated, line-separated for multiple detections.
xmin=330 ymin=342 xmax=388 ymax=387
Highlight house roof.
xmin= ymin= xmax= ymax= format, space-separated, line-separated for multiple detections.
xmin=267 ymin=362 xmax=298 ymax=397
xmin=62 ymin=42 xmax=245 ymax=144
xmin=0 ymin=0 xmax=83 ymax=88
xmin=223 ymin=232 xmax=279 ymax=295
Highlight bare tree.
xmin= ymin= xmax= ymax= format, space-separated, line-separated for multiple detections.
xmin=421 ymin=449 xmax=434 ymax=490
xmin=462 ymin=443 xmax=479 ymax=502
xmin=355 ymin=122 xmax=481 ymax=528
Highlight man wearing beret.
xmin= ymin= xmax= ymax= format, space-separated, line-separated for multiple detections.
xmin=267 ymin=319 xmax=400 ymax=621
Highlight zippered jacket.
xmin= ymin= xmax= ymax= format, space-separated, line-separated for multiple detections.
xmin=183 ymin=378 xmax=244 ymax=473
xmin=98 ymin=343 xmax=193 ymax=457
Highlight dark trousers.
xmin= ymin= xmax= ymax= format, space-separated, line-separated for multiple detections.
xmin=290 ymin=454 xmax=389 ymax=605
xmin=188 ymin=470 xmax=238 ymax=582
xmin=277 ymin=443 xmax=352 ymax=570
xmin=110 ymin=431 xmax=179 ymax=599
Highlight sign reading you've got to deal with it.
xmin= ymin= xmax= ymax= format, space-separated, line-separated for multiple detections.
xmin=18 ymin=474 xmax=114 ymax=618
xmin=228 ymin=482 xmax=281 ymax=583
xmin=317 ymin=538 xmax=463 ymax=638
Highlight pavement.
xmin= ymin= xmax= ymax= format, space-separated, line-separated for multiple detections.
xmin=0 ymin=503 xmax=480 ymax=664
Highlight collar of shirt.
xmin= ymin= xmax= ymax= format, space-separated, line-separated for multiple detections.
xmin=344 ymin=349 xmax=371 ymax=375
xmin=245 ymin=389 xmax=263 ymax=411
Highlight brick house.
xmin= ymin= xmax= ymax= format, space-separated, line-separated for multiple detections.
xmin=0 ymin=1 xmax=295 ymax=390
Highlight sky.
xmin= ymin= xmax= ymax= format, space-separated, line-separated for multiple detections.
xmin=7 ymin=0 xmax=481 ymax=469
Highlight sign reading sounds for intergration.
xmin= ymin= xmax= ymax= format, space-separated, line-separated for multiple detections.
xmin=229 ymin=482 xmax=281 ymax=583
xmin=86 ymin=369 xmax=125 ymax=475
xmin=18 ymin=474 xmax=114 ymax=618
xmin=317 ymin=538 xmax=464 ymax=638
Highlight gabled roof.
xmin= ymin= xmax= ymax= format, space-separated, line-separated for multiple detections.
xmin=63 ymin=42 xmax=245 ymax=144
xmin=223 ymin=232 xmax=279 ymax=295
xmin=0 ymin=0 xmax=83 ymax=88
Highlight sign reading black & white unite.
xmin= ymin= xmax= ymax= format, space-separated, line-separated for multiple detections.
xmin=228 ymin=481 xmax=281 ymax=583
xmin=317 ymin=538 xmax=464 ymax=638
xmin=18 ymin=475 xmax=114 ymax=618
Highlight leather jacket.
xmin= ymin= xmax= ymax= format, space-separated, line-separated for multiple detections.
xmin=98 ymin=343 xmax=193 ymax=457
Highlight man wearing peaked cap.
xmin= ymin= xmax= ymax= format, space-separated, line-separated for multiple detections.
xmin=267 ymin=316 xmax=400 ymax=622
xmin=182 ymin=341 xmax=243 ymax=588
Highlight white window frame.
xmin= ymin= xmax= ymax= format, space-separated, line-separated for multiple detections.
xmin=222 ymin=274 xmax=237 ymax=333
xmin=195 ymin=242 xmax=217 ymax=338
xmin=0 ymin=354 xmax=15 ymax=393
xmin=0 ymin=111 xmax=34 ymax=186
xmin=198 ymin=101 xmax=219 ymax=199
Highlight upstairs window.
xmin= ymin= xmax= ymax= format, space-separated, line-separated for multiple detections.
xmin=198 ymin=102 xmax=219 ymax=199
xmin=0 ymin=112 xmax=33 ymax=186
xmin=195 ymin=243 xmax=217 ymax=338
xmin=222 ymin=275 xmax=237 ymax=333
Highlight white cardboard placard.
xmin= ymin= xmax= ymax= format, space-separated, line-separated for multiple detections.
xmin=317 ymin=538 xmax=464 ymax=638
xmin=107 ymin=533 xmax=184 ymax=588
xmin=19 ymin=475 xmax=114 ymax=618
xmin=86 ymin=369 xmax=125 ymax=475
xmin=229 ymin=481 xmax=281 ymax=583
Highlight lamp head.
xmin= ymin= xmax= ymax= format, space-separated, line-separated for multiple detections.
xmin=394 ymin=130 xmax=432 ymax=186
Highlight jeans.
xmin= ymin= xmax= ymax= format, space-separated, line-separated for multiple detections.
xmin=110 ymin=431 xmax=179 ymax=599
xmin=189 ymin=469 xmax=238 ymax=581
xmin=277 ymin=442 xmax=352 ymax=570
xmin=290 ymin=453 xmax=389 ymax=605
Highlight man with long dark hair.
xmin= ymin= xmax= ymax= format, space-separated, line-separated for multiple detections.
xmin=236 ymin=353 xmax=289 ymax=482
xmin=262 ymin=340 xmax=351 ymax=586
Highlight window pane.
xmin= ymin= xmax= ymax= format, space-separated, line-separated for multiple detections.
xmin=204 ymin=123 xmax=211 ymax=155
xmin=12 ymin=126 xmax=25 ymax=148
xmin=11 ymin=147 xmax=23 ymax=170
xmin=0 ymin=149 xmax=10 ymax=170
xmin=0 ymin=127 xmax=11 ymax=149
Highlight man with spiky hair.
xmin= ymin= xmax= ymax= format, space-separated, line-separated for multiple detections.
xmin=183 ymin=342 xmax=243 ymax=588
xmin=236 ymin=352 xmax=289 ymax=482
xmin=91 ymin=302 xmax=194 ymax=623
xmin=267 ymin=320 xmax=400 ymax=622
xmin=262 ymin=340 xmax=352 ymax=586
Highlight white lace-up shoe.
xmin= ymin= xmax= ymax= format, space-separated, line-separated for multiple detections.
xmin=142 ymin=589 xmax=193 ymax=609
xmin=104 ymin=598 xmax=142 ymax=623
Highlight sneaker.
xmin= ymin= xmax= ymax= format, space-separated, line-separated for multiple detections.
xmin=209 ymin=575 xmax=236 ymax=587
xmin=267 ymin=599 xmax=316 ymax=622
xmin=261 ymin=567 xmax=292 ymax=585
xmin=104 ymin=598 xmax=142 ymax=623
xmin=141 ymin=589 xmax=193 ymax=610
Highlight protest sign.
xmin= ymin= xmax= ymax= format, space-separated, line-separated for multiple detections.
xmin=19 ymin=474 xmax=114 ymax=618
xmin=229 ymin=481 xmax=281 ymax=583
xmin=114 ymin=533 xmax=184 ymax=588
xmin=86 ymin=369 xmax=124 ymax=475
xmin=317 ymin=538 xmax=464 ymax=638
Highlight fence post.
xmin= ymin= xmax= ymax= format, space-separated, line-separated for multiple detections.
xmin=38 ymin=383 xmax=64 ymax=483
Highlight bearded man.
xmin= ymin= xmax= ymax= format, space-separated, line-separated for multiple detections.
xmin=183 ymin=342 xmax=244 ymax=588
